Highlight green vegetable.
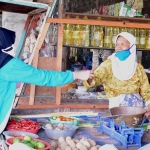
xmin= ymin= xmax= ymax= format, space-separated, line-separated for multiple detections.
xmin=30 ymin=140 xmax=38 ymax=148
xmin=36 ymin=142 xmax=45 ymax=148
xmin=21 ymin=140 xmax=29 ymax=144
xmin=26 ymin=143 xmax=35 ymax=148
xmin=13 ymin=138 xmax=21 ymax=144
xmin=24 ymin=135 xmax=32 ymax=142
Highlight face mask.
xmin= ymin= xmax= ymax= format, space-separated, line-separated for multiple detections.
xmin=2 ymin=44 xmax=15 ymax=57
xmin=115 ymin=49 xmax=131 ymax=61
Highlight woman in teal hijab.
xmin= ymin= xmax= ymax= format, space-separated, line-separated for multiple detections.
xmin=0 ymin=27 xmax=94 ymax=133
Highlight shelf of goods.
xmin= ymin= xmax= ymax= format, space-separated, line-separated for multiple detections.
xmin=2 ymin=0 xmax=149 ymax=109
xmin=16 ymin=13 xmax=150 ymax=110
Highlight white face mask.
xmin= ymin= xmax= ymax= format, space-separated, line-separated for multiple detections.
xmin=1 ymin=44 xmax=16 ymax=57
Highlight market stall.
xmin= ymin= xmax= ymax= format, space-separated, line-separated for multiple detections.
xmin=1 ymin=0 xmax=150 ymax=150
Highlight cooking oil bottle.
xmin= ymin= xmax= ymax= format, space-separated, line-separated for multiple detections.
xmin=146 ymin=29 xmax=150 ymax=49
xmin=104 ymin=26 xmax=112 ymax=48
xmin=91 ymin=17 xmax=103 ymax=47
xmin=120 ymin=27 xmax=128 ymax=33
xmin=63 ymin=15 xmax=72 ymax=45
xmin=134 ymin=28 xmax=140 ymax=48
xmin=127 ymin=28 xmax=134 ymax=35
xmin=72 ymin=16 xmax=81 ymax=46
xmin=92 ymin=25 xmax=104 ymax=47
xmin=80 ymin=16 xmax=90 ymax=46
xmin=112 ymin=26 xmax=120 ymax=48
xmin=139 ymin=28 xmax=146 ymax=49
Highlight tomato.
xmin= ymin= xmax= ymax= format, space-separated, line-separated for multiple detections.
xmin=6 ymin=119 xmax=41 ymax=133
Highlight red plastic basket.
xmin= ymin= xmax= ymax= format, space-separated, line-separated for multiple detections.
xmin=7 ymin=127 xmax=40 ymax=134
xmin=6 ymin=138 xmax=50 ymax=150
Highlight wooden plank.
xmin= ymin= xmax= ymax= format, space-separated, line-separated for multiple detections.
xmin=35 ymin=0 xmax=53 ymax=3
xmin=13 ymin=8 xmax=51 ymax=108
xmin=15 ymin=15 xmax=31 ymax=57
xmin=47 ymin=18 xmax=150 ymax=29
xmin=17 ymin=97 xmax=108 ymax=106
xmin=28 ymin=8 xmax=46 ymax=16
xmin=13 ymin=15 xmax=40 ymax=108
xmin=16 ymin=104 xmax=96 ymax=109
xmin=64 ymin=12 xmax=150 ymax=24
xmin=29 ymin=0 xmax=57 ymax=105
xmin=29 ymin=23 xmax=51 ymax=105
xmin=55 ymin=0 xmax=64 ymax=105
xmin=27 ymin=14 xmax=39 ymax=37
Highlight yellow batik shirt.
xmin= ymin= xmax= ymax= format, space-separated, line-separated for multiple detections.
xmin=84 ymin=59 xmax=150 ymax=102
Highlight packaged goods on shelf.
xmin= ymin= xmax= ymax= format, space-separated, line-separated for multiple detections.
xmin=119 ymin=1 xmax=143 ymax=17
xmin=146 ymin=29 xmax=150 ymax=49
xmin=139 ymin=29 xmax=146 ymax=49
xmin=63 ymin=15 xmax=73 ymax=45
xmin=104 ymin=26 xmax=113 ymax=48
xmin=72 ymin=16 xmax=82 ymax=46
xmin=80 ymin=16 xmax=90 ymax=46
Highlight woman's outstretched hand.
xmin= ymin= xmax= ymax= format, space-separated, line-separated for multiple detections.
xmin=74 ymin=70 xmax=94 ymax=81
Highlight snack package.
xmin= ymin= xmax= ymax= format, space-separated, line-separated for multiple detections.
xmin=108 ymin=4 xmax=114 ymax=16
xmin=119 ymin=2 xmax=136 ymax=17
xmin=126 ymin=0 xmax=134 ymax=7
xmin=119 ymin=2 xmax=143 ymax=17
xmin=132 ymin=0 xmax=143 ymax=13
xmin=114 ymin=3 xmax=120 ymax=16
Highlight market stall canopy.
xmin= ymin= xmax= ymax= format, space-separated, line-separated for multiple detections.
xmin=0 ymin=0 xmax=50 ymax=14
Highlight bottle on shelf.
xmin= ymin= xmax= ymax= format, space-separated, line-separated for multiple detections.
xmin=139 ymin=28 xmax=146 ymax=49
xmin=63 ymin=15 xmax=73 ymax=45
xmin=112 ymin=26 xmax=120 ymax=48
xmin=91 ymin=17 xmax=103 ymax=47
xmin=134 ymin=28 xmax=140 ymax=48
xmin=72 ymin=16 xmax=81 ymax=46
xmin=92 ymin=26 xmax=104 ymax=47
xmin=146 ymin=29 xmax=150 ymax=49
xmin=127 ymin=28 xmax=134 ymax=35
xmin=120 ymin=27 xmax=128 ymax=32
xmin=80 ymin=16 xmax=90 ymax=46
xmin=104 ymin=26 xmax=112 ymax=48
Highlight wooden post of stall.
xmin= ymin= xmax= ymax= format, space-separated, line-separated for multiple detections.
xmin=55 ymin=0 xmax=64 ymax=105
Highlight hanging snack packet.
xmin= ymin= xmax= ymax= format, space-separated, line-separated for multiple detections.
xmin=119 ymin=2 xmax=136 ymax=17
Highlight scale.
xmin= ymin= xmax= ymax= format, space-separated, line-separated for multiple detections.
xmin=98 ymin=114 xmax=144 ymax=150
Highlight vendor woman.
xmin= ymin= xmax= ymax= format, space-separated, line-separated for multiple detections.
xmin=84 ymin=32 xmax=150 ymax=118
xmin=0 ymin=27 xmax=94 ymax=134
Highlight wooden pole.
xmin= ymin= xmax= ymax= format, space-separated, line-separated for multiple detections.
xmin=55 ymin=0 xmax=64 ymax=105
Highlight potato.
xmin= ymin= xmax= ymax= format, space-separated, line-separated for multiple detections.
xmin=81 ymin=140 xmax=90 ymax=148
xmin=66 ymin=136 xmax=71 ymax=142
xmin=87 ymin=139 xmax=96 ymax=147
xmin=73 ymin=138 xmax=80 ymax=144
xmin=50 ymin=140 xmax=58 ymax=148
xmin=58 ymin=137 xmax=65 ymax=143
xmin=76 ymin=143 xmax=88 ymax=150
xmin=96 ymin=145 xmax=101 ymax=149
xmin=90 ymin=146 xmax=98 ymax=150
xmin=60 ymin=141 xmax=68 ymax=149
xmin=58 ymin=123 xmax=64 ymax=129
xmin=67 ymin=139 xmax=76 ymax=149
xmin=45 ymin=123 xmax=53 ymax=129
xmin=64 ymin=146 xmax=72 ymax=150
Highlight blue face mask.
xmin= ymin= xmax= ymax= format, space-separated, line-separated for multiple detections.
xmin=115 ymin=49 xmax=131 ymax=61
